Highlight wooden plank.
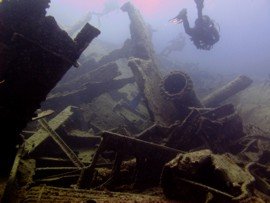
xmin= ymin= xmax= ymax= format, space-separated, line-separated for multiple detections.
xmin=24 ymin=106 xmax=78 ymax=154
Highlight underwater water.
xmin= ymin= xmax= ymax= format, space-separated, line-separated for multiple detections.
xmin=45 ymin=0 xmax=270 ymax=129
xmin=45 ymin=0 xmax=270 ymax=130
xmin=1 ymin=0 xmax=270 ymax=202
xmin=49 ymin=0 xmax=270 ymax=75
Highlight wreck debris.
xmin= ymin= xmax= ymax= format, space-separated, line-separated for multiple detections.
xmin=133 ymin=103 xmax=244 ymax=153
xmin=42 ymin=2 xmax=169 ymax=132
xmin=177 ymin=178 xmax=235 ymax=199
xmin=24 ymin=106 xmax=83 ymax=155
xmin=165 ymin=109 xmax=204 ymax=150
xmin=12 ymin=33 xmax=80 ymax=68
xmin=236 ymin=127 xmax=270 ymax=187
xmin=43 ymin=61 xmax=131 ymax=111
xmin=160 ymin=71 xmax=203 ymax=108
xmin=154 ymin=106 xmax=233 ymax=153
xmin=74 ymin=23 xmax=100 ymax=56
xmin=202 ymin=75 xmax=253 ymax=107
xmin=96 ymin=1 xmax=156 ymax=66
xmin=128 ymin=58 xmax=179 ymax=125
xmin=31 ymin=109 xmax=54 ymax=121
xmin=199 ymin=103 xmax=235 ymax=120
xmin=46 ymin=56 xmax=152 ymax=134
xmin=1 ymin=144 xmax=25 ymax=203
xmin=38 ymin=118 xmax=84 ymax=169
xmin=67 ymin=11 xmax=92 ymax=37
xmin=21 ymin=185 xmax=166 ymax=202
xmin=161 ymin=150 xmax=255 ymax=202
xmin=249 ymin=162 xmax=270 ymax=197
xmin=1 ymin=1 xmax=269 ymax=203
xmin=51 ymin=61 xmax=122 ymax=95
xmin=78 ymin=131 xmax=182 ymax=189
xmin=97 ymin=39 xmax=133 ymax=66
xmin=16 ymin=159 xmax=36 ymax=188
xmin=120 ymin=4 xmax=189 ymax=126
xmin=121 ymin=2 xmax=154 ymax=60
xmin=44 ymin=77 xmax=135 ymax=111
xmin=160 ymin=72 xmax=201 ymax=107
xmin=0 ymin=0 xmax=100 ymax=174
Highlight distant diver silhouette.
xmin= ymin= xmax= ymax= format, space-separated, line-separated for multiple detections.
xmin=161 ymin=33 xmax=186 ymax=56
xmin=68 ymin=0 xmax=119 ymax=35
xmin=170 ymin=0 xmax=220 ymax=50
xmin=93 ymin=0 xmax=120 ymax=26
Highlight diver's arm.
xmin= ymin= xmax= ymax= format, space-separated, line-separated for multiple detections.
xmin=197 ymin=6 xmax=203 ymax=19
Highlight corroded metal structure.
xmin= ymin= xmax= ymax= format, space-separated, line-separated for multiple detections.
xmin=202 ymin=75 xmax=253 ymax=107
xmin=160 ymin=71 xmax=202 ymax=108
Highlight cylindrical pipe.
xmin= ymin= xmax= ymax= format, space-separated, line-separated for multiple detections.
xmin=202 ymin=75 xmax=253 ymax=107
xmin=160 ymin=71 xmax=202 ymax=108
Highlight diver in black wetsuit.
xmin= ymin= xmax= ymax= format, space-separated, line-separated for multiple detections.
xmin=170 ymin=0 xmax=220 ymax=50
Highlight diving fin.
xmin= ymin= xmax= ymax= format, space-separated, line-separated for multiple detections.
xmin=169 ymin=9 xmax=187 ymax=24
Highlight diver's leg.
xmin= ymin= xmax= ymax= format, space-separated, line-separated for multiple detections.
xmin=174 ymin=9 xmax=193 ymax=36
xmin=195 ymin=0 xmax=204 ymax=19
xmin=182 ymin=15 xmax=193 ymax=36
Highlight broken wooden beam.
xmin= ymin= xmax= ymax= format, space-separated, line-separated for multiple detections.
xmin=50 ymin=61 xmax=122 ymax=95
xmin=38 ymin=118 xmax=84 ymax=169
xmin=24 ymin=106 xmax=81 ymax=155
xmin=43 ymin=77 xmax=135 ymax=110
xmin=68 ymin=11 xmax=92 ymax=37
xmin=31 ymin=109 xmax=54 ymax=121
xmin=1 ymin=144 xmax=25 ymax=203
xmin=74 ymin=23 xmax=101 ymax=57
xmin=202 ymin=75 xmax=253 ymax=107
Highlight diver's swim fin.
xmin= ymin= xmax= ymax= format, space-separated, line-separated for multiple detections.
xmin=169 ymin=9 xmax=187 ymax=24
xmin=169 ymin=17 xmax=183 ymax=24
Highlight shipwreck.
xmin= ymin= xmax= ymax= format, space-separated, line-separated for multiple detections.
xmin=0 ymin=1 xmax=269 ymax=203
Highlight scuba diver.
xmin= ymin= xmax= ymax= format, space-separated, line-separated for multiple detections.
xmin=170 ymin=0 xmax=220 ymax=50
xmin=68 ymin=0 xmax=119 ymax=36
xmin=161 ymin=33 xmax=186 ymax=56
xmin=93 ymin=0 xmax=120 ymax=26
